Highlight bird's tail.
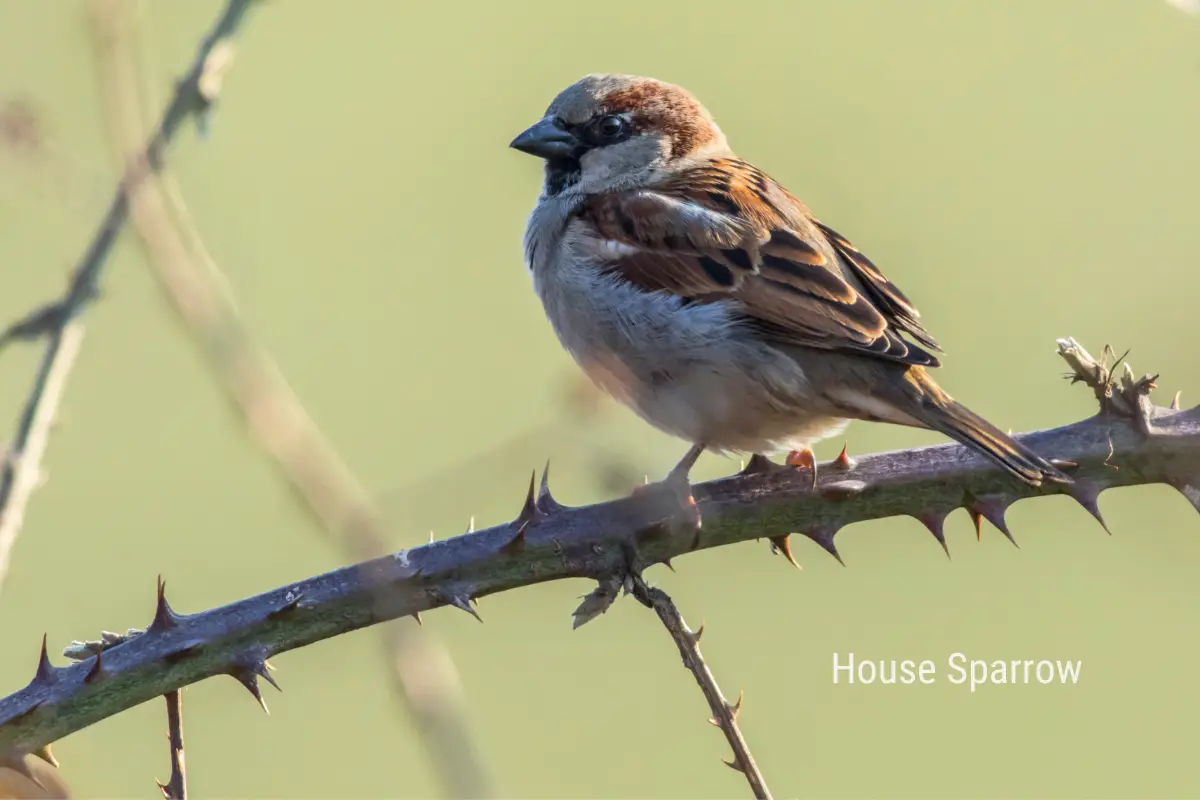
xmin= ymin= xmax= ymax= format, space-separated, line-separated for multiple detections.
xmin=896 ymin=368 xmax=1071 ymax=486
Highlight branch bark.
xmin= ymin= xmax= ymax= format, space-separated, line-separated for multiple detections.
xmin=1 ymin=389 xmax=1196 ymax=755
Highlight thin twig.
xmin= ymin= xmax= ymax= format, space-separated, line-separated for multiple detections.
xmin=86 ymin=3 xmax=492 ymax=795
xmin=0 ymin=324 xmax=84 ymax=594
xmin=630 ymin=577 xmax=770 ymax=799
xmin=0 ymin=0 xmax=258 ymax=605
xmin=2 ymin=392 xmax=1196 ymax=756
xmin=156 ymin=690 xmax=186 ymax=800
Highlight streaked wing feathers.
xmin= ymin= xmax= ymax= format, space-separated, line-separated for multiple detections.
xmin=813 ymin=221 xmax=941 ymax=352
xmin=577 ymin=159 xmax=941 ymax=368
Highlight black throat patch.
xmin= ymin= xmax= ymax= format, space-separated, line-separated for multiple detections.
xmin=544 ymin=157 xmax=581 ymax=196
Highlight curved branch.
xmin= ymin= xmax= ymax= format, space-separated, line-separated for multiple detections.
xmin=1 ymin=395 xmax=1196 ymax=754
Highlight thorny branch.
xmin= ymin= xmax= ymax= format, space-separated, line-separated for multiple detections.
xmin=156 ymin=690 xmax=186 ymax=800
xmin=87 ymin=1 xmax=491 ymax=796
xmin=0 ymin=342 xmax=1196 ymax=764
xmin=630 ymin=577 xmax=770 ymax=799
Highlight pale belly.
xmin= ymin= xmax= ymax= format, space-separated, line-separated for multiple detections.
xmin=537 ymin=265 xmax=850 ymax=454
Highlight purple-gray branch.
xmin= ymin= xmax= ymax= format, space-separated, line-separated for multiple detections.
xmin=1 ymin=397 xmax=1196 ymax=755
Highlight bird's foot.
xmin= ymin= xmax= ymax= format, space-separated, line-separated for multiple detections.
xmin=662 ymin=461 xmax=702 ymax=531
xmin=631 ymin=444 xmax=705 ymax=532
xmin=786 ymin=447 xmax=818 ymax=490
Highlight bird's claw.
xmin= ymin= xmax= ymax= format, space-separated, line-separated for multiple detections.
xmin=786 ymin=448 xmax=818 ymax=490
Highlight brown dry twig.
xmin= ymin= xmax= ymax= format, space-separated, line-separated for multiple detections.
xmin=87 ymin=2 xmax=491 ymax=795
xmin=630 ymin=576 xmax=770 ymax=799
xmin=156 ymin=690 xmax=186 ymax=800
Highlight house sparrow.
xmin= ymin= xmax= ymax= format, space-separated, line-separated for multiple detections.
xmin=510 ymin=74 xmax=1068 ymax=496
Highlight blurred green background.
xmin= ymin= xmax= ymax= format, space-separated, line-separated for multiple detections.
xmin=2 ymin=0 xmax=1200 ymax=797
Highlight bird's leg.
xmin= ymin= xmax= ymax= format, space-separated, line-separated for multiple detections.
xmin=786 ymin=447 xmax=818 ymax=490
xmin=631 ymin=443 xmax=703 ymax=525
xmin=666 ymin=443 xmax=706 ymax=490
xmin=630 ymin=444 xmax=706 ymax=533
xmin=664 ymin=443 xmax=706 ymax=530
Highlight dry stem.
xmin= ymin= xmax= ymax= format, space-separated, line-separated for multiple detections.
xmin=0 ymin=324 xmax=84 ymax=595
xmin=156 ymin=691 xmax=186 ymax=800
xmin=631 ymin=577 xmax=770 ymax=799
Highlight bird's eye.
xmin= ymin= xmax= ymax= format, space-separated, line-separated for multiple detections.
xmin=596 ymin=114 xmax=628 ymax=140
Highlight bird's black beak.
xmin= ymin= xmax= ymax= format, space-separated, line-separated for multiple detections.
xmin=509 ymin=117 xmax=579 ymax=160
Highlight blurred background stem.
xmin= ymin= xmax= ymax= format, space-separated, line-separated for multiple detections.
xmin=86 ymin=1 xmax=492 ymax=796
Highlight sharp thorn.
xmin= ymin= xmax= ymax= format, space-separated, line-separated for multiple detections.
xmin=767 ymin=534 xmax=801 ymax=569
xmin=411 ymin=612 xmax=423 ymax=626
xmin=149 ymin=575 xmax=179 ymax=633
xmin=662 ymin=558 xmax=676 ymax=573
xmin=446 ymin=593 xmax=483 ymax=622
xmin=915 ymin=511 xmax=951 ymax=559
xmin=689 ymin=623 xmax=705 ymax=646
xmin=429 ymin=530 xmax=435 ymax=544
xmin=500 ymin=522 xmax=527 ymax=555
xmin=722 ymin=757 xmax=745 ymax=773
xmin=833 ymin=443 xmax=856 ymax=470
xmin=230 ymin=667 xmax=270 ymax=714
xmin=466 ymin=516 xmax=475 ymax=534
xmin=157 ymin=780 xmax=170 ymax=799
xmin=1068 ymin=482 xmax=1111 ymax=534
xmin=738 ymin=454 xmax=777 ymax=476
xmin=728 ymin=690 xmax=744 ymax=719
xmin=966 ymin=495 xmax=1017 ymax=548
xmin=801 ymin=527 xmax=845 ymax=566
xmin=1170 ymin=390 xmax=1182 ymax=411
xmin=254 ymin=661 xmax=281 ymax=692
xmin=1050 ymin=459 xmax=1079 ymax=471
xmin=515 ymin=469 xmax=540 ymax=527
xmin=35 ymin=633 xmax=57 ymax=683
xmin=708 ymin=717 xmax=721 ymax=728
xmin=538 ymin=459 xmax=565 ymax=513
xmin=84 ymin=649 xmax=104 ymax=683
xmin=32 ymin=745 xmax=57 ymax=769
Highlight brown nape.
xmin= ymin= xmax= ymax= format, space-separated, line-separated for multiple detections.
xmin=601 ymin=82 xmax=718 ymax=157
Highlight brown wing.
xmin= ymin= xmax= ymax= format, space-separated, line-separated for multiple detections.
xmin=578 ymin=158 xmax=941 ymax=368
xmin=813 ymin=220 xmax=940 ymax=352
